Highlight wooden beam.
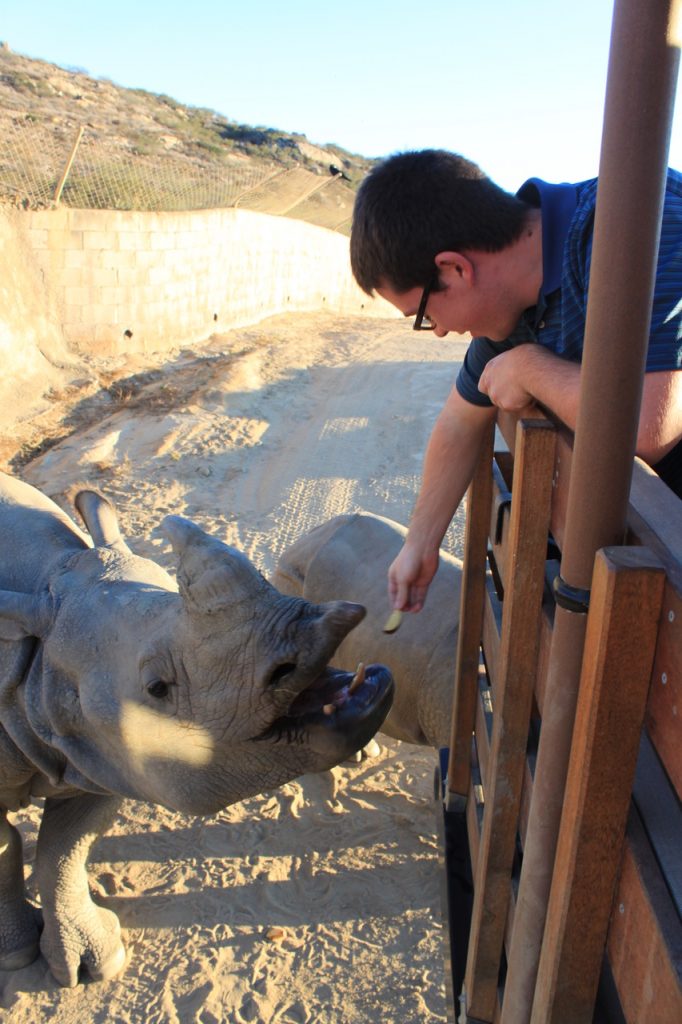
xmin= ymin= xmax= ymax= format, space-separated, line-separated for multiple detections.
xmin=447 ymin=422 xmax=495 ymax=802
xmin=530 ymin=547 xmax=665 ymax=1023
xmin=464 ymin=418 xmax=555 ymax=1021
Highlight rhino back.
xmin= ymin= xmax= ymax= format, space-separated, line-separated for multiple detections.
xmin=0 ymin=471 xmax=90 ymax=592
xmin=275 ymin=512 xmax=462 ymax=747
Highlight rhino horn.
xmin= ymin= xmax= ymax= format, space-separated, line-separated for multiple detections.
xmin=0 ymin=589 xmax=55 ymax=640
xmin=161 ymin=515 xmax=267 ymax=614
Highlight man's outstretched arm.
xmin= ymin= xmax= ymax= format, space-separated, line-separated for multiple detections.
xmin=389 ymin=388 xmax=496 ymax=613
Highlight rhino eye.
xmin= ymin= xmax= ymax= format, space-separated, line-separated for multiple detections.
xmin=147 ymin=679 xmax=172 ymax=700
xmin=268 ymin=663 xmax=297 ymax=687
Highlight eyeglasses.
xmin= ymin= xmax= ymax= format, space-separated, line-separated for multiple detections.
xmin=413 ymin=275 xmax=437 ymax=331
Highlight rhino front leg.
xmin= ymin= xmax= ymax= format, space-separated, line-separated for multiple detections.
xmin=35 ymin=793 xmax=126 ymax=987
xmin=0 ymin=809 xmax=42 ymax=969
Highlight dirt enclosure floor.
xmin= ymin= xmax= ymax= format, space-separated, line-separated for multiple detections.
xmin=0 ymin=312 xmax=470 ymax=1024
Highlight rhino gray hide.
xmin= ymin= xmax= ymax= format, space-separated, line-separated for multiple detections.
xmin=0 ymin=472 xmax=393 ymax=986
xmin=272 ymin=512 xmax=462 ymax=749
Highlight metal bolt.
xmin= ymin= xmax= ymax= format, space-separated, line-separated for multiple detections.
xmin=662 ymin=673 xmax=668 ymax=685
xmin=619 ymin=903 xmax=625 ymax=914
xmin=669 ymin=610 xmax=676 ymax=623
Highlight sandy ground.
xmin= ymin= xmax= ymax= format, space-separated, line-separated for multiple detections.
xmin=0 ymin=312 xmax=470 ymax=1024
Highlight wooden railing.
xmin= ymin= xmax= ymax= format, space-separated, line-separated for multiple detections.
xmin=437 ymin=408 xmax=681 ymax=1024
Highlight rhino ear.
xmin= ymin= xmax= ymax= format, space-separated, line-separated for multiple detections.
xmin=0 ymin=590 xmax=54 ymax=640
xmin=74 ymin=487 xmax=130 ymax=552
xmin=317 ymin=600 xmax=366 ymax=644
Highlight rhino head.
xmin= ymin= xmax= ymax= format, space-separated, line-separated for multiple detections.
xmin=1 ymin=511 xmax=393 ymax=815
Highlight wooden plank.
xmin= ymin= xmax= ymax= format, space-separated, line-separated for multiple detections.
xmin=632 ymin=733 xmax=682 ymax=918
xmin=489 ymin=458 xmax=513 ymax=591
xmin=496 ymin=410 xmax=519 ymax=453
xmin=467 ymin=766 xmax=484 ymax=869
xmin=607 ymin=807 xmax=682 ymax=1024
xmin=645 ymin=579 xmax=682 ymax=799
xmin=530 ymin=547 xmax=665 ymax=1024
xmin=508 ymin=803 xmax=680 ymax=1023
xmin=499 ymin=409 xmax=682 ymax=564
xmin=447 ymin=423 xmax=495 ymax=801
xmin=496 ymin=407 xmax=552 ymax=450
xmin=464 ymin=418 xmax=556 ymax=1022
xmin=482 ymin=575 xmax=502 ymax=698
xmin=472 ymin=412 xmax=680 ymax=1024
xmin=621 ymin=458 xmax=682 ymax=799
xmin=547 ymin=429 xmax=574 ymax=552
xmin=534 ymin=578 xmax=556 ymax=716
xmin=465 ymin=773 xmax=504 ymax=1024
xmin=498 ymin=407 xmax=574 ymax=553
xmin=518 ymin=729 xmax=540 ymax=847
xmin=474 ymin=678 xmax=493 ymax=791
xmin=627 ymin=458 xmax=682 ymax=576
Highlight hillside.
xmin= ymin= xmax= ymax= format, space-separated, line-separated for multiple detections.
xmin=0 ymin=43 xmax=375 ymax=228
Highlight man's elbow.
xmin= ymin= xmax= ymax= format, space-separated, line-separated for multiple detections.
xmin=635 ymin=427 xmax=681 ymax=466
xmin=636 ymin=371 xmax=682 ymax=465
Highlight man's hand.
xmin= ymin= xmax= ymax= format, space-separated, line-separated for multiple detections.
xmin=478 ymin=346 xmax=535 ymax=411
xmin=388 ymin=541 xmax=440 ymax=613
xmin=387 ymin=388 xmax=497 ymax=614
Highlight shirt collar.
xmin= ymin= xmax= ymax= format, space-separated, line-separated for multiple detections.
xmin=516 ymin=178 xmax=578 ymax=299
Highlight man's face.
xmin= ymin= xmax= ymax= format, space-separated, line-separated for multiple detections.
xmin=377 ymin=271 xmax=521 ymax=342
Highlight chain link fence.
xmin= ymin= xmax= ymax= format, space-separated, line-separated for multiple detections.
xmin=0 ymin=120 xmax=355 ymax=232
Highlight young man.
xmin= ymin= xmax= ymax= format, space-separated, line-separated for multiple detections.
xmin=350 ymin=149 xmax=682 ymax=614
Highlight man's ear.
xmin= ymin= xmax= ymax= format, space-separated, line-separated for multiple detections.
xmin=434 ymin=251 xmax=475 ymax=284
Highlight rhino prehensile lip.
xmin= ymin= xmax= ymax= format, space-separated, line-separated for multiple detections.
xmin=254 ymin=663 xmax=393 ymax=744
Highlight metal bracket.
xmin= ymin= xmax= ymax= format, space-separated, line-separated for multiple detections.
xmin=491 ymin=460 xmax=512 ymax=544
xmin=553 ymin=574 xmax=591 ymax=614
xmin=494 ymin=492 xmax=512 ymax=545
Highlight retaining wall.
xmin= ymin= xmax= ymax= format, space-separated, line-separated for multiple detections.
xmin=1 ymin=204 xmax=392 ymax=431
xmin=21 ymin=206 xmax=389 ymax=355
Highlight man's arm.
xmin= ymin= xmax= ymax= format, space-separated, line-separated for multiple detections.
xmin=389 ymin=388 xmax=496 ymax=612
xmin=637 ymin=369 xmax=682 ymax=463
xmin=479 ymin=345 xmax=682 ymax=464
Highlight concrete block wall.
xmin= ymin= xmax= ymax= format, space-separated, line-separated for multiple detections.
xmin=24 ymin=206 xmax=391 ymax=358
xmin=1 ymin=206 xmax=82 ymax=429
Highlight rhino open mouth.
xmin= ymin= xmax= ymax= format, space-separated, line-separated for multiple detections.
xmin=257 ymin=662 xmax=394 ymax=757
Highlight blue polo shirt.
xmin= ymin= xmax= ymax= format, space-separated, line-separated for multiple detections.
xmin=455 ymin=171 xmax=682 ymax=407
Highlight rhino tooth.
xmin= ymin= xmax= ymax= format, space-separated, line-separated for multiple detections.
xmin=348 ymin=662 xmax=365 ymax=694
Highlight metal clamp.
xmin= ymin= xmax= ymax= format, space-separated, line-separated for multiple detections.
xmin=491 ymin=461 xmax=512 ymax=544
xmin=553 ymin=574 xmax=591 ymax=614
xmin=494 ymin=492 xmax=512 ymax=544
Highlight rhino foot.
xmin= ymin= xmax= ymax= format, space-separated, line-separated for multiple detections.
xmin=40 ymin=902 xmax=126 ymax=988
xmin=0 ymin=902 xmax=42 ymax=971
xmin=0 ymin=811 xmax=43 ymax=971
xmin=34 ymin=794 xmax=125 ymax=987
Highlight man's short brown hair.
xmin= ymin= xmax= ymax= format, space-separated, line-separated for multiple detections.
xmin=350 ymin=149 xmax=531 ymax=295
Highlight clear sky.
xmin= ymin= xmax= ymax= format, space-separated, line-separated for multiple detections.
xmin=3 ymin=0 xmax=682 ymax=191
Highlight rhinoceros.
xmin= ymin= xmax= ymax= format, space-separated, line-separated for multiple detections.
xmin=0 ymin=472 xmax=393 ymax=987
xmin=272 ymin=512 xmax=462 ymax=749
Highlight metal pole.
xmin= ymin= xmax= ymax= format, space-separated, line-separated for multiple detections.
xmin=500 ymin=2 xmax=681 ymax=1020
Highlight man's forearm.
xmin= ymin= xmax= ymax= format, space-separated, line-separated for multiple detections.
xmin=407 ymin=390 xmax=495 ymax=554
xmin=481 ymin=346 xmax=682 ymax=465
xmin=480 ymin=344 xmax=581 ymax=431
